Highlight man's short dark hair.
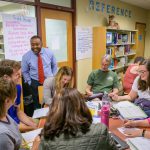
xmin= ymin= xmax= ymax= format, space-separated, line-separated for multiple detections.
xmin=30 ymin=35 xmax=42 ymax=42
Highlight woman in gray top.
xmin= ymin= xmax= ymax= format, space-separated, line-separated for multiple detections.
xmin=43 ymin=66 xmax=73 ymax=105
xmin=0 ymin=77 xmax=21 ymax=150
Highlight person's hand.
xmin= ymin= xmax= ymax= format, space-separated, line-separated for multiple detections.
xmin=86 ymin=91 xmax=93 ymax=96
xmin=123 ymin=128 xmax=143 ymax=137
xmin=109 ymin=93 xmax=119 ymax=101
xmin=124 ymin=120 xmax=137 ymax=128
xmin=31 ymin=136 xmax=41 ymax=150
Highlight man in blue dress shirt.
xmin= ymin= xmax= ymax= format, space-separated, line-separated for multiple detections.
xmin=22 ymin=35 xmax=57 ymax=109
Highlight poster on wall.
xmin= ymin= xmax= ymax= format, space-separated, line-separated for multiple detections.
xmin=76 ymin=26 xmax=92 ymax=60
xmin=2 ymin=14 xmax=37 ymax=61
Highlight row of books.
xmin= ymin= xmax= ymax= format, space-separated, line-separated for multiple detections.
xmin=106 ymin=32 xmax=135 ymax=45
xmin=108 ymin=57 xmax=127 ymax=69
xmin=106 ymin=45 xmax=134 ymax=58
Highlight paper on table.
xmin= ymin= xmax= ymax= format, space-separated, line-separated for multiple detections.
xmin=32 ymin=107 xmax=49 ymax=119
xmin=126 ymin=137 xmax=150 ymax=150
xmin=118 ymin=127 xmax=140 ymax=136
xmin=22 ymin=128 xmax=42 ymax=144
xmin=93 ymin=116 xmax=101 ymax=124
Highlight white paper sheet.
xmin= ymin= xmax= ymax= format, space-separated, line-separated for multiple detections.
xmin=32 ymin=107 xmax=49 ymax=119
xmin=22 ymin=128 xmax=42 ymax=144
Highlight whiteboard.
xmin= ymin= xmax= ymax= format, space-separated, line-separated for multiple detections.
xmin=2 ymin=14 xmax=37 ymax=61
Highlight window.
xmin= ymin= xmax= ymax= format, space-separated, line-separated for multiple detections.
xmin=40 ymin=0 xmax=71 ymax=8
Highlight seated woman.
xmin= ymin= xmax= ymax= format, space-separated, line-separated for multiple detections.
xmin=39 ymin=88 xmax=115 ymax=150
xmin=122 ymin=119 xmax=150 ymax=138
xmin=0 ymin=60 xmax=38 ymax=132
xmin=0 ymin=77 xmax=21 ymax=149
xmin=110 ymin=59 xmax=150 ymax=114
xmin=123 ymin=56 xmax=145 ymax=94
xmin=43 ymin=66 xmax=73 ymax=105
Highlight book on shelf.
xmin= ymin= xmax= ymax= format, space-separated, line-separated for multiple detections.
xmin=109 ymin=58 xmax=114 ymax=69
xmin=124 ymin=45 xmax=130 ymax=54
xmin=106 ymin=32 xmax=113 ymax=44
xmin=114 ymin=59 xmax=118 ymax=68
xmin=131 ymin=32 xmax=135 ymax=43
xmin=117 ymin=33 xmax=122 ymax=44
xmin=106 ymin=47 xmax=112 ymax=55
xmin=115 ymin=46 xmax=124 ymax=56
xmin=112 ymin=32 xmax=118 ymax=44
xmin=122 ymin=34 xmax=128 ymax=43
xmin=120 ymin=57 xmax=126 ymax=66
xmin=106 ymin=46 xmax=115 ymax=58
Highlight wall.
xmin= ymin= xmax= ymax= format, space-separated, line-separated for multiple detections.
xmin=76 ymin=0 xmax=148 ymax=93
xmin=145 ymin=10 xmax=150 ymax=58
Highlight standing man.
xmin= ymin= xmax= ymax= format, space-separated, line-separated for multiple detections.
xmin=86 ymin=55 xmax=120 ymax=96
xmin=22 ymin=35 xmax=57 ymax=109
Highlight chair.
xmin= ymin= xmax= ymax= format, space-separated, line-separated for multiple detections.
xmin=38 ymin=86 xmax=43 ymax=105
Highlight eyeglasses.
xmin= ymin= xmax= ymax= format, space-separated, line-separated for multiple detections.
xmin=138 ymin=70 xmax=147 ymax=74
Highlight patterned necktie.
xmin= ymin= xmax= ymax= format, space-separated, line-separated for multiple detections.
xmin=38 ymin=53 xmax=45 ymax=84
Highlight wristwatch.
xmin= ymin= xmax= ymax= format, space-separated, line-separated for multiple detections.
xmin=142 ymin=129 xmax=146 ymax=137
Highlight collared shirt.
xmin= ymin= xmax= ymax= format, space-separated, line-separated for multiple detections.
xmin=21 ymin=47 xmax=57 ymax=85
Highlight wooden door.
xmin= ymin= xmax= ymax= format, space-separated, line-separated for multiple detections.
xmin=41 ymin=9 xmax=73 ymax=68
xmin=135 ymin=23 xmax=146 ymax=57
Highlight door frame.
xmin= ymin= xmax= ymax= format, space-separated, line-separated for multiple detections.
xmin=135 ymin=22 xmax=146 ymax=57
xmin=35 ymin=0 xmax=77 ymax=87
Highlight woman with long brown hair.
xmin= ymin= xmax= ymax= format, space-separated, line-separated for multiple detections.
xmin=39 ymin=88 xmax=115 ymax=150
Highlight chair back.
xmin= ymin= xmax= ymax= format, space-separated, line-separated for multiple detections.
xmin=38 ymin=86 xmax=43 ymax=104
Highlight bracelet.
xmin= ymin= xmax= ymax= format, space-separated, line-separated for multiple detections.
xmin=142 ymin=129 xmax=146 ymax=137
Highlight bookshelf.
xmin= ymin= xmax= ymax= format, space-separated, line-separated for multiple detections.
xmin=92 ymin=27 xmax=138 ymax=71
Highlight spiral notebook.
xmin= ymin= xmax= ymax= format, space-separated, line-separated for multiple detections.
xmin=126 ymin=137 xmax=150 ymax=150
xmin=113 ymin=101 xmax=147 ymax=120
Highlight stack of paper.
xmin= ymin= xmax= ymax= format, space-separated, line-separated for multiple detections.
xmin=32 ymin=107 xmax=49 ymax=119
xmin=126 ymin=137 xmax=150 ymax=150
xmin=113 ymin=101 xmax=147 ymax=119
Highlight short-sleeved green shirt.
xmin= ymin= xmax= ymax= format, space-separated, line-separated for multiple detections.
xmin=87 ymin=69 xmax=120 ymax=94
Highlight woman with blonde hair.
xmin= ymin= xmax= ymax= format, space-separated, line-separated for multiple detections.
xmin=39 ymin=88 xmax=115 ymax=150
xmin=43 ymin=66 xmax=73 ymax=105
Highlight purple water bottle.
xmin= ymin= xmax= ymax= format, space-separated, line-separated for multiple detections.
xmin=101 ymin=93 xmax=110 ymax=127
